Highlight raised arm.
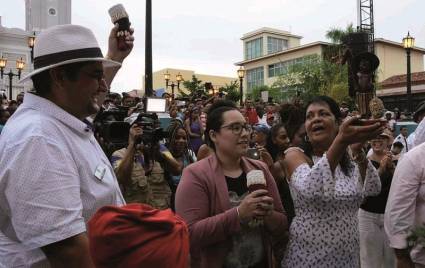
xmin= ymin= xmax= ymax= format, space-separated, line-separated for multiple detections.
xmin=104 ymin=23 xmax=134 ymax=87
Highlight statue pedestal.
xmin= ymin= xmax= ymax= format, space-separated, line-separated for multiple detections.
xmin=356 ymin=92 xmax=374 ymax=117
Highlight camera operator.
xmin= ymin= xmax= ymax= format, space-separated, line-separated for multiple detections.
xmin=111 ymin=116 xmax=172 ymax=209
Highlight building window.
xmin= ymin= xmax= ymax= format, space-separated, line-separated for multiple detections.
xmin=267 ymin=37 xmax=288 ymax=54
xmin=245 ymin=38 xmax=263 ymax=60
xmin=246 ymin=67 xmax=264 ymax=91
xmin=268 ymin=54 xmax=318 ymax=78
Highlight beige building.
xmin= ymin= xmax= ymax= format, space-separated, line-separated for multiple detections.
xmin=374 ymin=38 xmax=425 ymax=83
xmin=235 ymin=27 xmax=425 ymax=98
xmin=377 ymin=71 xmax=425 ymax=111
xmin=148 ymin=68 xmax=237 ymax=96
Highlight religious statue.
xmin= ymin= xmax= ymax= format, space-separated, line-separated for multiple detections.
xmin=351 ymin=52 xmax=380 ymax=117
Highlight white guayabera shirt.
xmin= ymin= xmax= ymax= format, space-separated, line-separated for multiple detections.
xmin=0 ymin=93 xmax=124 ymax=267
xmin=385 ymin=143 xmax=425 ymax=265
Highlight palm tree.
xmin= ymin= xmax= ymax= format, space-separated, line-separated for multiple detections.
xmin=324 ymin=24 xmax=356 ymax=64
xmin=325 ymin=23 xmax=355 ymax=44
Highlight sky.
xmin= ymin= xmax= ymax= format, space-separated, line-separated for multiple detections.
xmin=1 ymin=0 xmax=424 ymax=93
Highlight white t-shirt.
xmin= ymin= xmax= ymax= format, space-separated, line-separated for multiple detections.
xmin=0 ymin=94 xmax=125 ymax=267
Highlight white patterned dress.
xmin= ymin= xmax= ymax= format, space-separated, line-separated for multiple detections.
xmin=282 ymin=153 xmax=381 ymax=268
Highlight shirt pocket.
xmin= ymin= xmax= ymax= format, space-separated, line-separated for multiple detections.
xmin=147 ymin=163 xmax=166 ymax=184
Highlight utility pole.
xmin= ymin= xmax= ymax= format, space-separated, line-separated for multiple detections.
xmin=144 ymin=0 xmax=153 ymax=96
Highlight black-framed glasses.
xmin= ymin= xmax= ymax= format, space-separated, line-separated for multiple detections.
xmin=220 ymin=122 xmax=252 ymax=135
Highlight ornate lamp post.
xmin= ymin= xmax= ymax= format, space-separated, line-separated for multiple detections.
xmin=208 ymin=86 xmax=218 ymax=96
xmin=164 ymin=70 xmax=183 ymax=99
xmin=237 ymin=66 xmax=245 ymax=106
xmin=28 ymin=32 xmax=36 ymax=62
xmin=403 ymin=32 xmax=415 ymax=113
xmin=0 ymin=57 xmax=25 ymax=100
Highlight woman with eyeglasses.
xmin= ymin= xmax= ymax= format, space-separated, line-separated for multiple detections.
xmin=176 ymin=100 xmax=287 ymax=268
xmin=282 ymin=96 xmax=383 ymax=268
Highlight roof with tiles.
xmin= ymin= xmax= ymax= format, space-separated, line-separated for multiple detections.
xmin=380 ymin=71 xmax=425 ymax=89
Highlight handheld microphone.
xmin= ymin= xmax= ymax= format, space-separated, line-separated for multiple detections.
xmin=108 ymin=4 xmax=131 ymax=51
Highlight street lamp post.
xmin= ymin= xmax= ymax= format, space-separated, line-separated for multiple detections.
xmin=237 ymin=66 xmax=245 ymax=106
xmin=28 ymin=32 xmax=36 ymax=63
xmin=164 ymin=70 xmax=182 ymax=99
xmin=208 ymin=85 xmax=218 ymax=96
xmin=403 ymin=31 xmax=415 ymax=113
xmin=0 ymin=57 xmax=25 ymax=100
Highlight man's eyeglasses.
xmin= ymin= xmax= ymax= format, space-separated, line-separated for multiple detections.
xmin=220 ymin=123 xmax=252 ymax=135
xmin=81 ymin=70 xmax=105 ymax=82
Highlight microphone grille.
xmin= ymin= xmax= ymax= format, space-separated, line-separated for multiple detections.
xmin=108 ymin=4 xmax=129 ymax=23
xmin=246 ymin=170 xmax=266 ymax=187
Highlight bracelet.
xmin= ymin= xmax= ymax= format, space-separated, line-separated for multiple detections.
xmin=236 ymin=207 xmax=247 ymax=225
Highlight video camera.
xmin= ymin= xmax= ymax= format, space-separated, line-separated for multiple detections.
xmin=131 ymin=113 xmax=167 ymax=146
xmin=93 ymin=98 xmax=168 ymax=157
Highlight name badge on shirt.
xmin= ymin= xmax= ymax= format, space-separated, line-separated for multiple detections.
xmin=94 ymin=165 xmax=107 ymax=181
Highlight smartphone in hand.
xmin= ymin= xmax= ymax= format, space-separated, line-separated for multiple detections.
xmin=247 ymin=148 xmax=260 ymax=160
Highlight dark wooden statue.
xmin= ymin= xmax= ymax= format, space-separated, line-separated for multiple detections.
xmin=351 ymin=52 xmax=380 ymax=117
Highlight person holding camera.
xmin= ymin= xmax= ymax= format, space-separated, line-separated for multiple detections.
xmin=111 ymin=117 xmax=172 ymax=209
xmin=111 ymin=121 xmax=146 ymax=202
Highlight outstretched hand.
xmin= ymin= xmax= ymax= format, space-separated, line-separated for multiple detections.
xmin=338 ymin=116 xmax=385 ymax=146
xmin=107 ymin=23 xmax=135 ymax=63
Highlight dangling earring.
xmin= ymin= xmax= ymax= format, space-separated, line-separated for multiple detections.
xmin=304 ymin=135 xmax=309 ymax=143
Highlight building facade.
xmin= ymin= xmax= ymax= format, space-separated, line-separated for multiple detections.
xmin=377 ymin=71 xmax=425 ymax=111
xmin=0 ymin=18 xmax=33 ymax=99
xmin=0 ymin=0 xmax=72 ymax=100
xmin=235 ymin=27 xmax=425 ymax=100
xmin=25 ymin=0 xmax=71 ymax=32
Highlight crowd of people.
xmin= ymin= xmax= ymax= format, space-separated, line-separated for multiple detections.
xmin=2 ymin=22 xmax=425 ymax=268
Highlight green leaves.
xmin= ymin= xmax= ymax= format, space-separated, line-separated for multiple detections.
xmin=219 ymin=80 xmax=241 ymax=103
xmin=407 ymin=225 xmax=425 ymax=250
xmin=179 ymin=75 xmax=205 ymax=98
xmin=270 ymin=55 xmax=351 ymax=104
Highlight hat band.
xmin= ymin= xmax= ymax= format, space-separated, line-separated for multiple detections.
xmin=34 ymin=47 xmax=103 ymax=69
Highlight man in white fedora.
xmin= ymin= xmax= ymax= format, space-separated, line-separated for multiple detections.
xmin=0 ymin=23 xmax=134 ymax=267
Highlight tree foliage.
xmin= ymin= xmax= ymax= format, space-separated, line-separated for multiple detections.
xmin=179 ymin=75 xmax=206 ymax=98
xmin=218 ymin=80 xmax=241 ymax=103
xmin=325 ymin=23 xmax=355 ymax=44
xmin=324 ymin=23 xmax=356 ymax=63
xmin=271 ymin=55 xmax=351 ymax=104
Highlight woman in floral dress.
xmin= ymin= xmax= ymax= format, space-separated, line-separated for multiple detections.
xmin=282 ymin=96 xmax=384 ymax=268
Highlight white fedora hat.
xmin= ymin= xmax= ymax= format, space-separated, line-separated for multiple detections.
xmin=20 ymin=24 xmax=121 ymax=83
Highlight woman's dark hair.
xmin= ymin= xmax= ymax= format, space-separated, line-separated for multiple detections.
xmin=266 ymin=123 xmax=286 ymax=161
xmin=280 ymin=102 xmax=305 ymax=142
xmin=31 ymin=61 xmax=93 ymax=97
xmin=205 ymin=100 xmax=238 ymax=150
xmin=167 ymin=121 xmax=194 ymax=163
xmin=303 ymin=96 xmax=353 ymax=176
